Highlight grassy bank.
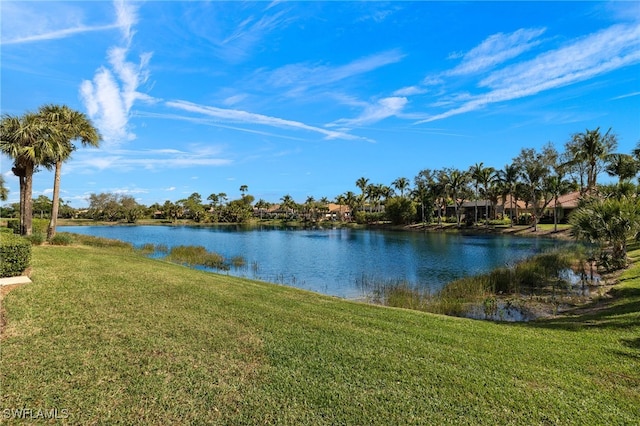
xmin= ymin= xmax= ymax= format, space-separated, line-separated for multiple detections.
xmin=1 ymin=240 xmax=638 ymax=424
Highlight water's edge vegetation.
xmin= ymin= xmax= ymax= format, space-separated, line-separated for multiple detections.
xmin=1 ymin=234 xmax=638 ymax=424
xmin=59 ymin=230 xmax=595 ymax=322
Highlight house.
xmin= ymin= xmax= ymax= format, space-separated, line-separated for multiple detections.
xmin=325 ymin=203 xmax=351 ymax=221
xmin=544 ymin=191 xmax=581 ymax=223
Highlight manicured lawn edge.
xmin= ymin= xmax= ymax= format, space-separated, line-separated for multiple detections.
xmin=1 ymin=243 xmax=638 ymax=424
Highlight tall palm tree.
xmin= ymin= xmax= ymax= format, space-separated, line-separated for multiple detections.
xmin=469 ymin=162 xmax=484 ymax=225
xmin=1 ymin=112 xmax=60 ymax=235
xmin=355 ymin=177 xmax=369 ymax=212
xmin=441 ymin=168 xmax=469 ymax=227
xmin=546 ymin=171 xmax=574 ymax=232
xmin=478 ymin=166 xmax=496 ymax=224
xmin=565 ymin=127 xmax=617 ymax=195
xmin=39 ymin=104 xmax=101 ymax=239
xmin=414 ymin=169 xmax=435 ymax=225
xmin=496 ymin=163 xmax=520 ymax=227
xmin=392 ymin=177 xmax=410 ymax=198
xmin=342 ymin=191 xmax=358 ymax=222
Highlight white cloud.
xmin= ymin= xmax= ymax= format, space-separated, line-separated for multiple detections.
xmin=330 ymin=97 xmax=408 ymax=128
xmin=419 ymin=23 xmax=640 ymax=123
xmin=166 ymin=100 xmax=368 ymax=141
xmin=79 ymin=0 xmax=154 ymax=147
xmin=393 ymin=86 xmax=428 ymax=97
xmin=68 ymin=147 xmax=232 ymax=173
xmin=0 ymin=2 xmax=118 ymax=45
xmin=447 ymin=28 xmax=546 ymax=76
xmin=266 ymin=49 xmax=405 ymax=95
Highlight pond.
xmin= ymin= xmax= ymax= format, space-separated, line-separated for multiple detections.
xmin=59 ymin=225 xmax=568 ymax=299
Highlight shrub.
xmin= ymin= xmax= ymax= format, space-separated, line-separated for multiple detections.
xmin=488 ymin=218 xmax=511 ymax=226
xmin=384 ymin=197 xmax=416 ymax=225
xmin=0 ymin=233 xmax=31 ymax=277
xmin=49 ymin=233 xmax=74 ymax=246
xmin=7 ymin=218 xmax=49 ymax=235
xmin=27 ymin=233 xmax=46 ymax=246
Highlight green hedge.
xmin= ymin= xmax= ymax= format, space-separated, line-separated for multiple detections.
xmin=6 ymin=218 xmax=49 ymax=235
xmin=0 ymin=232 xmax=32 ymax=277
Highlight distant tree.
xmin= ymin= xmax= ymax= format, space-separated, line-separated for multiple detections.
xmin=413 ymin=169 xmax=436 ymax=225
xmin=430 ymin=171 xmax=448 ymax=225
xmin=280 ymin=194 xmax=297 ymax=219
xmin=254 ymin=199 xmax=271 ymax=219
xmin=87 ymin=193 xmax=122 ymax=221
xmin=385 ymin=197 xmax=416 ymax=225
xmin=181 ymin=193 xmax=205 ymax=222
xmin=120 ymin=195 xmax=143 ymax=223
xmin=341 ymin=191 xmax=359 ymax=222
xmin=496 ymin=163 xmax=521 ymax=226
xmin=392 ymin=177 xmax=410 ymax=198
xmin=356 ymin=177 xmax=369 ymax=212
xmin=441 ymin=168 xmax=470 ymax=227
xmin=514 ymin=145 xmax=557 ymax=231
xmin=477 ymin=166 xmax=497 ymax=223
xmin=33 ymin=195 xmax=52 ymax=219
xmin=0 ymin=175 xmax=8 ymax=201
xmin=565 ymin=127 xmax=617 ymax=195
xmin=546 ymin=168 xmax=575 ymax=231
xmin=469 ymin=162 xmax=484 ymax=225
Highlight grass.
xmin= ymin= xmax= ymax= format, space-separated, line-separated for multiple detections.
xmin=1 ymin=238 xmax=639 ymax=424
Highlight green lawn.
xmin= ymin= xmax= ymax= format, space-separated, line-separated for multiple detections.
xmin=1 ymin=241 xmax=638 ymax=424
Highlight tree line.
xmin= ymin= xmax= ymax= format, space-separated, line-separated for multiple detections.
xmin=2 ymin=104 xmax=640 ymax=269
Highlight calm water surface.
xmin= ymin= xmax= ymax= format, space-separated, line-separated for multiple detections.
xmin=59 ymin=225 xmax=566 ymax=299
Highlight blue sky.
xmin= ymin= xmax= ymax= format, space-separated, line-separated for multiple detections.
xmin=1 ymin=1 xmax=639 ymax=207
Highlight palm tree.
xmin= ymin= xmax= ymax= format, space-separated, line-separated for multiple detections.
xmin=304 ymin=196 xmax=316 ymax=221
xmin=546 ymin=170 xmax=574 ymax=232
xmin=413 ymin=169 xmax=434 ymax=225
xmin=254 ymin=199 xmax=270 ymax=220
xmin=565 ymin=127 xmax=617 ymax=195
xmin=355 ymin=177 xmax=369 ymax=212
xmin=431 ymin=171 xmax=448 ymax=225
xmin=514 ymin=146 xmax=557 ymax=231
xmin=392 ymin=177 xmax=410 ymax=198
xmin=0 ymin=175 xmax=8 ymax=201
xmin=496 ymin=163 xmax=520 ymax=227
xmin=570 ymin=196 xmax=640 ymax=270
xmin=478 ymin=166 xmax=496 ymax=224
xmin=39 ymin=104 xmax=101 ymax=239
xmin=342 ymin=191 xmax=358 ymax=222
xmin=605 ymin=153 xmax=639 ymax=183
xmin=280 ymin=194 xmax=297 ymax=218
xmin=469 ymin=162 xmax=484 ymax=225
xmin=441 ymin=168 xmax=469 ymax=227
xmin=1 ymin=111 xmax=60 ymax=235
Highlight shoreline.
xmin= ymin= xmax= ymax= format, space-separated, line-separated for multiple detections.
xmin=55 ymin=218 xmax=575 ymax=240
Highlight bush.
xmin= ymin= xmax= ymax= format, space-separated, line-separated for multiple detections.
xmin=384 ymin=197 xmax=416 ymax=225
xmin=27 ymin=233 xmax=46 ymax=246
xmin=7 ymin=218 xmax=49 ymax=235
xmin=49 ymin=233 xmax=74 ymax=246
xmin=0 ymin=233 xmax=32 ymax=277
xmin=488 ymin=218 xmax=511 ymax=226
